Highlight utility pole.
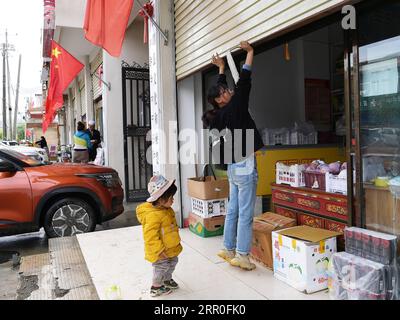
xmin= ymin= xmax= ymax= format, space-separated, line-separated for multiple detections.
xmin=1 ymin=30 xmax=15 ymax=140
xmin=6 ymin=31 xmax=12 ymax=139
xmin=13 ymin=55 xmax=21 ymax=140
xmin=2 ymin=43 xmax=6 ymax=140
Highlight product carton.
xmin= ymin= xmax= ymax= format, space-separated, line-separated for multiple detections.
xmin=272 ymin=225 xmax=341 ymax=293
xmin=188 ymin=212 xmax=225 ymax=238
xmin=250 ymin=212 xmax=297 ymax=269
xmin=187 ymin=176 xmax=229 ymax=200
xmin=191 ymin=197 xmax=228 ymax=218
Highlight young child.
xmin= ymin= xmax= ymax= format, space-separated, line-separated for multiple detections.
xmin=136 ymin=175 xmax=182 ymax=297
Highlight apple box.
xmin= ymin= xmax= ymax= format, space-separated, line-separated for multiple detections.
xmin=272 ymin=225 xmax=341 ymax=294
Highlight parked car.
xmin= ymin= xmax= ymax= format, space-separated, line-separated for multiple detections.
xmin=0 ymin=147 xmax=124 ymax=237
xmin=19 ymin=140 xmax=34 ymax=147
xmin=0 ymin=141 xmax=49 ymax=163
xmin=1 ymin=140 xmax=19 ymax=146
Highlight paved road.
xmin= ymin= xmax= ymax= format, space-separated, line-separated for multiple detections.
xmin=0 ymin=203 xmax=139 ymax=300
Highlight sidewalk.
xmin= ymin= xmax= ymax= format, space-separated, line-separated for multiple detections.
xmin=77 ymin=226 xmax=329 ymax=300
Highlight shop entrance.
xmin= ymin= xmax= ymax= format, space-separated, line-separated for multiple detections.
xmin=122 ymin=67 xmax=152 ymax=202
xmin=203 ymin=13 xmax=350 ymax=237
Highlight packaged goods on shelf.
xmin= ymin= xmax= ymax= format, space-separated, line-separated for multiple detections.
xmin=303 ymin=171 xmax=327 ymax=191
xmin=302 ymin=161 xmax=349 ymax=194
xmin=262 ymin=128 xmax=290 ymax=146
xmin=290 ymin=131 xmax=318 ymax=145
xmin=328 ymin=251 xmax=398 ymax=300
xmin=290 ymin=122 xmax=318 ymax=145
xmin=276 ymin=162 xmax=306 ymax=187
xmin=344 ymin=227 xmax=398 ymax=266
xmin=325 ymin=172 xmax=347 ymax=195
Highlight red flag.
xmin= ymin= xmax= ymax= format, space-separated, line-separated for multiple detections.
xmin=83 ymin=0 xmax=134 ymax=57
xmin=43 ymin=40 xmax=84 ymax=133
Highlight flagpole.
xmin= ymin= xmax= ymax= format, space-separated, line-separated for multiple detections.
xmin=136 ymin=0 xmax=168 ymax=45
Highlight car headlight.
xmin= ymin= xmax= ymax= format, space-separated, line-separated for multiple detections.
xmin=76 ymin=172 xmax=122 ymax=188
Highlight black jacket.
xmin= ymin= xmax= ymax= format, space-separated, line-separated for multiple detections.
xmin=88 ymin=129 xmax=101 ymax=149
xmin=209 ymin=69 xmax=263 ymax=164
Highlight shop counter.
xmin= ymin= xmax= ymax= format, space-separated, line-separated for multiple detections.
xmin=271 ymin=183 xmax=348 ymax=248
xmin=256 ymin=144 xmax=345 ymax=196
xmin=364 ymin=184 xmax=400 ymax=239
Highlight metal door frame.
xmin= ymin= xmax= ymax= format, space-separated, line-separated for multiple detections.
xmin=122 ymin=65 xmax=152 ymax=202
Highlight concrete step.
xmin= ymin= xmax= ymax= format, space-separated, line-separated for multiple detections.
xmin=16 ymin=253 xmax=52 ymax=300
xmin=16 ymin=236 xmax=98 ymax=300
xmin=49 ymin=236 xmax=99 ymax=300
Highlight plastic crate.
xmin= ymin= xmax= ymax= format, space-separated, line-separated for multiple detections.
xmin=326 ymin=173 xmax=347 ymax=195
xmin=262 ymin=128 xmax=290 ymax=146
xmin=290 ymin=131 xmax=318 ymax=145
xmin=276 ymin=162 xmax=305 ymax=187
xmin=190 ymin=197 xmax=228 ymax=218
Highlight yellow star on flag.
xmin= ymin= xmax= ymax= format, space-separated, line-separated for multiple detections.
xmin=52 ymin=47 xmax=62 ymax=58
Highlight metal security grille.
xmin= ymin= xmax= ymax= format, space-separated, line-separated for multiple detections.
xmin=122 ymin=67 xmax=152 ymax=202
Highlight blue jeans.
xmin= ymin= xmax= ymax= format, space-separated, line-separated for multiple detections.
xmin=223 ymin=155 xmax=258 ymax=255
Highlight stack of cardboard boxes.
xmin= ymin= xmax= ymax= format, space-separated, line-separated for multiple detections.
xmin=187 ymin=176 xmax=229 ymax=238
xmin=250 ymin=212 xmax=342 ymax=294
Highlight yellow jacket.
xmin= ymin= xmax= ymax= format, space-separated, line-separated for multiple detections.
xmin=136 ymin=202 xmax=182 ymax=263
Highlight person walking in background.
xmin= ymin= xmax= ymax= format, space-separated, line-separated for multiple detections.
xmin=72 ymin=121 xmax=92 ymax=163
xmin=35 ymin=136 xmax=48 ymax=149
xmin=202 ymin=41 xmax=263 ymax=271
xmin=87 ymin=120 xmax=101 ymax=161
xmin=136 ymin=175 xmax=182 ymax=297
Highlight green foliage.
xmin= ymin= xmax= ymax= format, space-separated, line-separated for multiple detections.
xmin=17 ymin=124 xmax=25 ymax=141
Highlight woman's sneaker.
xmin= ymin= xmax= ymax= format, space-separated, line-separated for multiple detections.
xmin=150 ymin=285 xmax=172 ymax=297
xmin=163 ymin=279 xmax=179 ymax=290
xmin=230 ymin=253 xmax=256 ymax=271
xmin=217 ymin=249 xmax=236 ymax=263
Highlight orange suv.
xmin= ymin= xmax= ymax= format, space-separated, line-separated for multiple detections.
xmin=0 ymin=147 xmax=124 ymax=237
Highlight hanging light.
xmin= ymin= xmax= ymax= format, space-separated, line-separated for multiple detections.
xmin=284 ymin=42 xmax=290 ymax=61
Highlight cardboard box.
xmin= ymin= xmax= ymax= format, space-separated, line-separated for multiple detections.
xmin=188 ymin=212 xmax=225 ymax=238
xmin=272 ymin=226 xmax=341 ymax=294
xmin=250 ymin=212 xmax=297 ymax=269
xmin=187 ymin=176 xmax=229 ymax=200
xmin=191 ymin=197 xmax=228 ymax=218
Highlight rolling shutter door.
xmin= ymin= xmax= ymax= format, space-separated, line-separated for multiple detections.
xmin=175 ymin=0 xmax=352 ymax=80
xmin=91 ymin=50 xmax=103 ymax=100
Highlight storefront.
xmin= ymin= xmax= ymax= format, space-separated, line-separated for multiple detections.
xmin=176 ymin=0 xmax=400 ymax=238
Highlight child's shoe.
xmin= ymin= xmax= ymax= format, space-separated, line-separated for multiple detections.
xmin=163 ymin=279 xmax=179 ymax=290
xmin=150 ymin=285 xmax=172 ymax=297
xmin=230 ymin=253 xmax=256 ymax=271
xmin=217 ymin=249 xmax=235 ymax=263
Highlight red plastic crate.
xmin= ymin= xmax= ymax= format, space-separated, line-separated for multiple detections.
xmin=303 ymin=171 xmax=327 ymax=191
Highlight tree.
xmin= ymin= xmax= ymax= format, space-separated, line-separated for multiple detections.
xmin=17 ymin=124 xmax=25 ymax=141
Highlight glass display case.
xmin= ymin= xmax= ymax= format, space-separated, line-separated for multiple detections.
xmin=353 ymin=3 xmax=400 ymax=240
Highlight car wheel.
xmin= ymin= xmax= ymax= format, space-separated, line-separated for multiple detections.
xmin=43 ymin=198 xmax=96 ymax=238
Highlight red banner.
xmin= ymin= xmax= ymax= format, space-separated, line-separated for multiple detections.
xmin=43 ymin=41 xmax=84 ymax=133
xmin=83 ymin=0 xmax=134 ymax=57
